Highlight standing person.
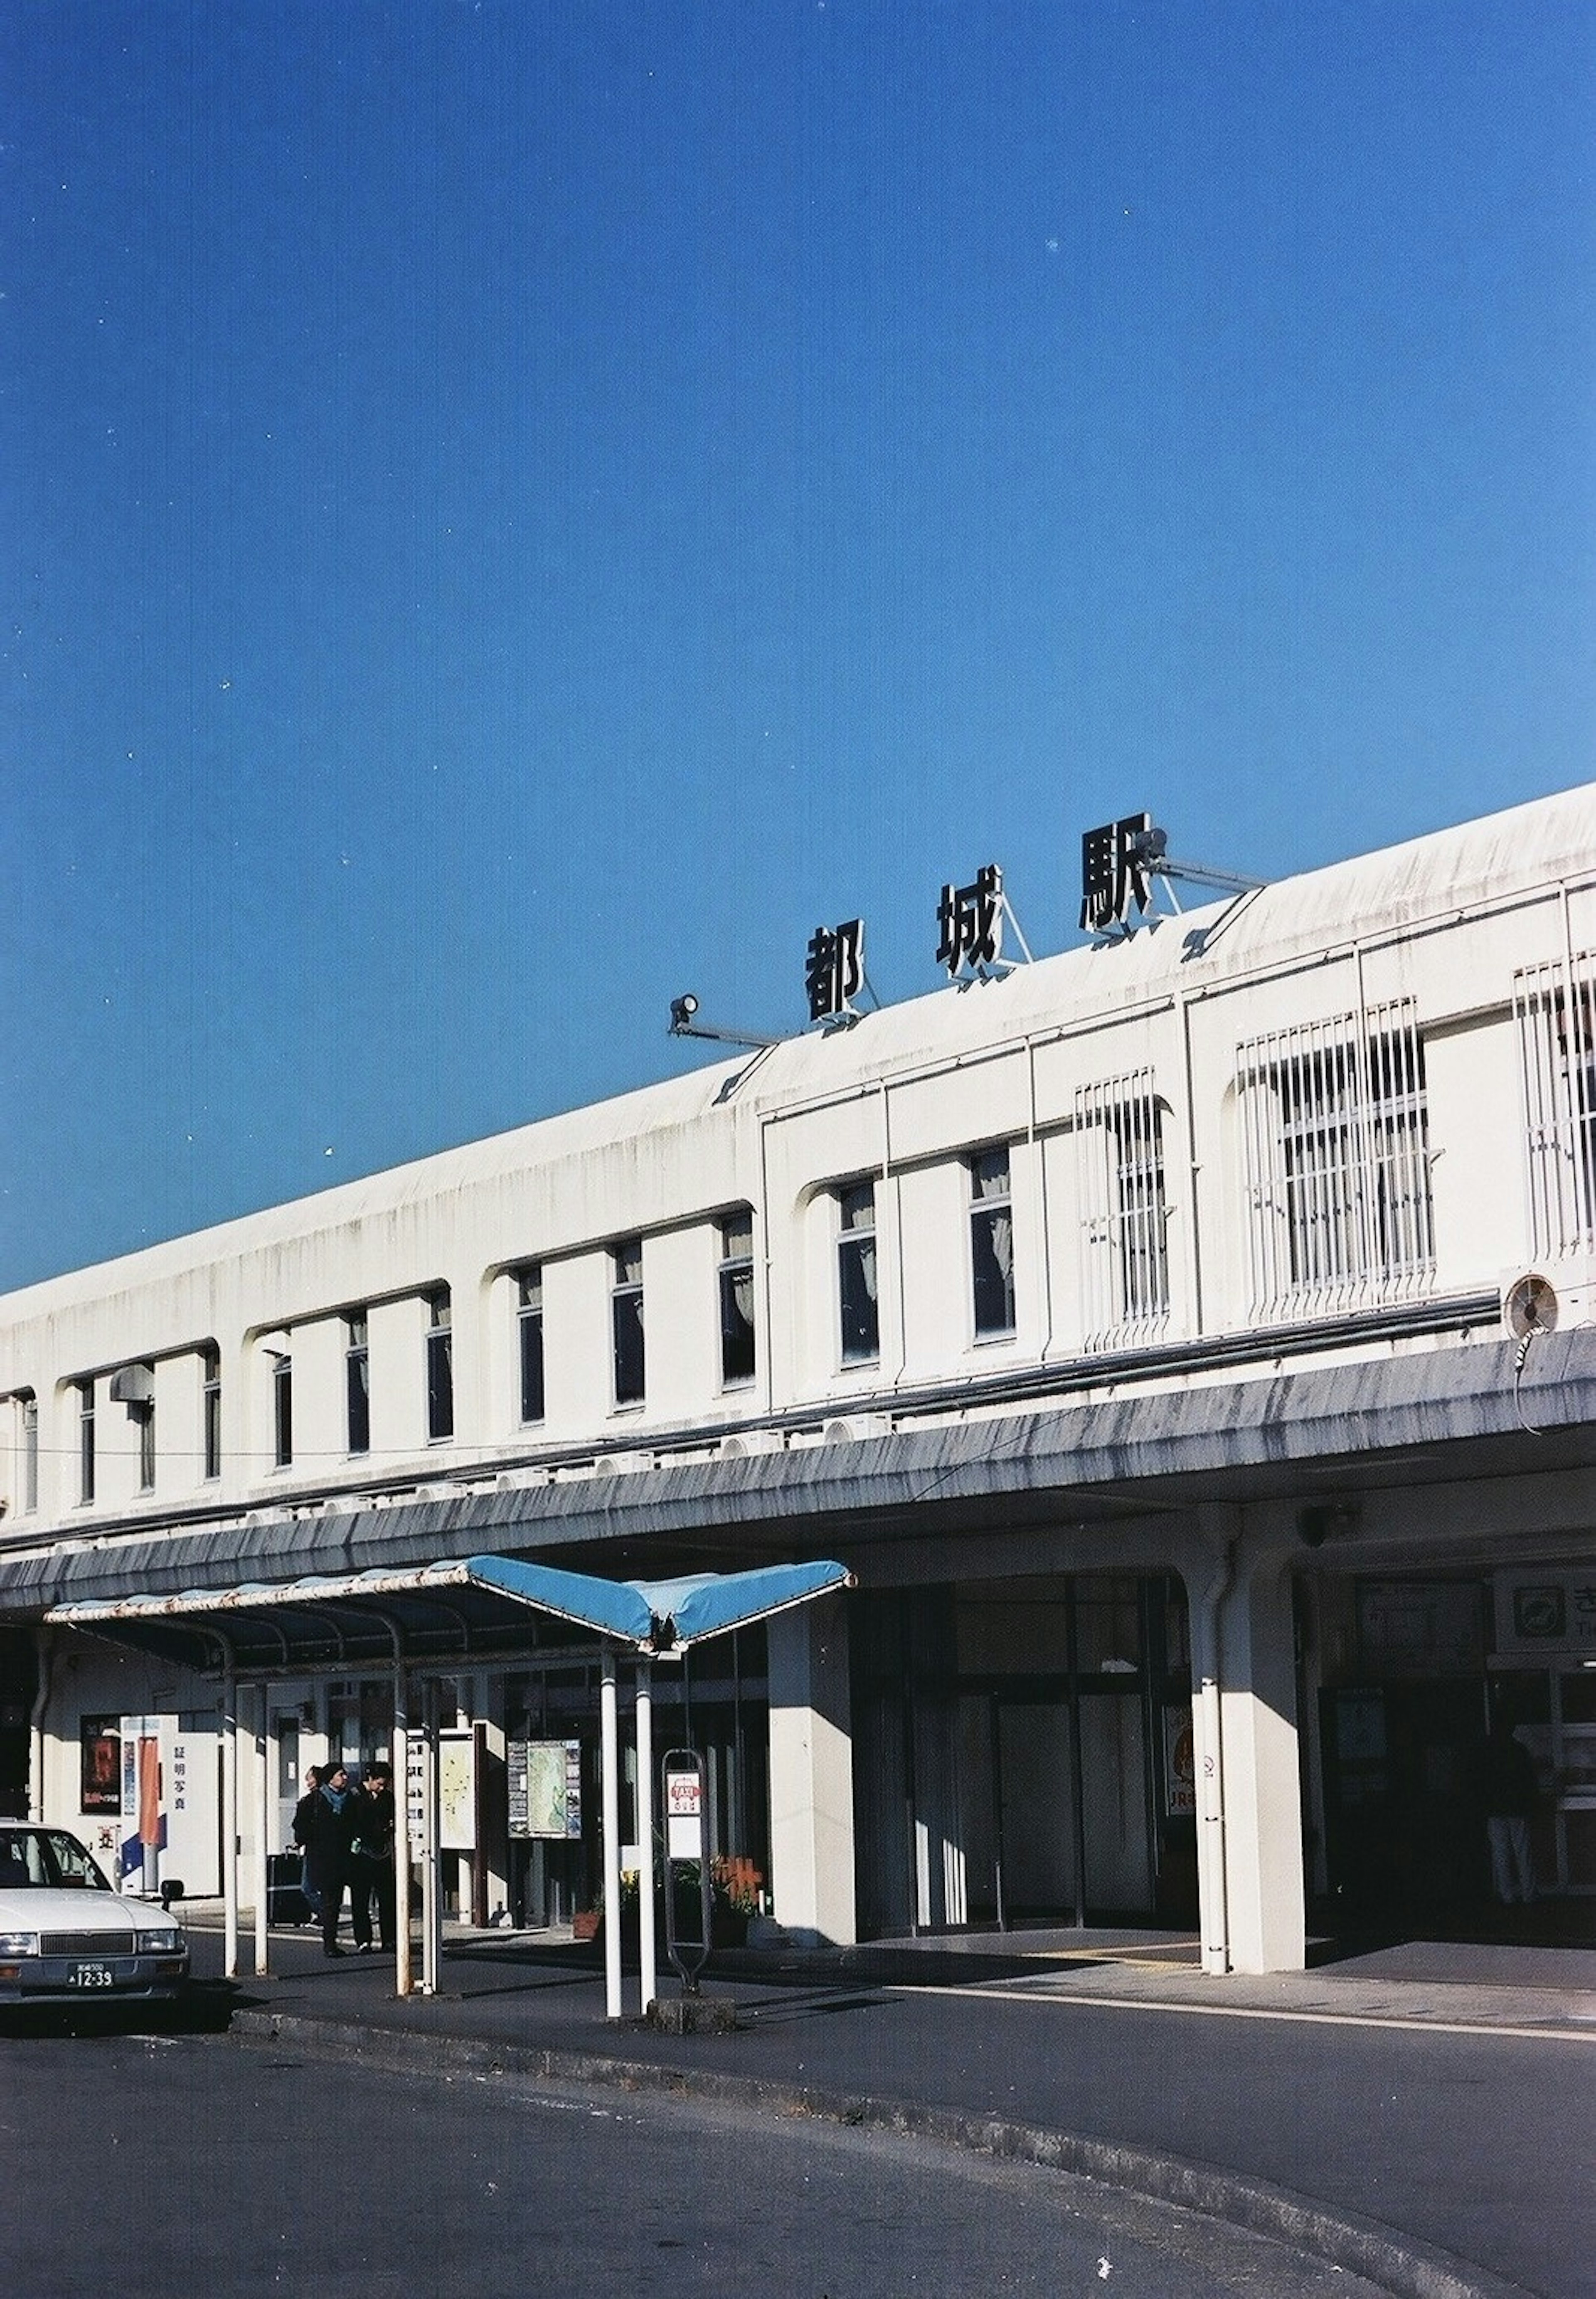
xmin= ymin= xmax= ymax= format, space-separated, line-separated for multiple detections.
xmin=299 ymin=1761 xmax=361 ymax=1954
xmin=1475 ymin=1714 xmax=1539 ymax=1907
xmin=289 ymin=1765 xmax=323 ymax=1920
xmin=350 ymin=1764 xmax=397 ymax=1954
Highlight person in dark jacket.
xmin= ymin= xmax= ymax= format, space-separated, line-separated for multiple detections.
xmin=1475 ymin=1717 xmax=1538 ymax=1907
xmin=350 ymin=1765 xmax=397 ymax=1954
xmin=298 ymin=1762 xmax=361 ymax=1954
xmin=289 ymin=1765 xmax=324 ymax=1918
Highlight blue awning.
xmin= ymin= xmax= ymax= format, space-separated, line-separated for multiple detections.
xmin=461 ymin=1554 xmax=852 ymax=1651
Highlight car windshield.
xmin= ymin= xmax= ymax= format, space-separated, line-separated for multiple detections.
xmin=0 ymin=1829 xmax=114 ymax=1892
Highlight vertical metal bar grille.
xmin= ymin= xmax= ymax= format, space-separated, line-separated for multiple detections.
xmin=1236 ymin=1000 xmax=1433 ymax=1320
xmin=1515 ymin=950 xmax=1596 ymax=1259
xmin=1075 ymin=1069 xmax=1170 ymax=1350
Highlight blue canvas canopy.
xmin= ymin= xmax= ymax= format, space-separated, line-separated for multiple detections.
xmin=460 ymin=1554 xmax=851 ymax=1651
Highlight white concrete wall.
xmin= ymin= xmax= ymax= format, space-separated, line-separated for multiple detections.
xmin=0 ymin=786 xmax=1590 ymax=1543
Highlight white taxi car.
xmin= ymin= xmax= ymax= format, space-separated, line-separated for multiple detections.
xmin=0 ymin=1824 xmax=189 ymax=2006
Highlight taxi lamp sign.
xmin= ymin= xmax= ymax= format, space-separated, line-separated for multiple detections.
xmin=661 ymin=1749 xmax=712 ymax=1991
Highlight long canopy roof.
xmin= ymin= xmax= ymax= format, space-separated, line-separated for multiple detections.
xmin=42 ymin=1553 xmax=853 ymax=1673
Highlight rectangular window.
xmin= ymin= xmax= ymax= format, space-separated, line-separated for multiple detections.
xmin=517 ymin=1267 xmax=545 ymax=1423
xmin=346 ymin=1312 xmax=370 ymax=1456
xmin=77 ymin=1379 xmax=95 ymax=1505
xmin=426 ymin=1290 xmax=454 ymax=1441
xmin=611 ymin=1242 xmax=645 ymax=1405
xmin=20 ymin=1394 xmax=37 ymax=1514
xmin=1515 ymin=949 xmax=1596 ymax=1258
xmin=202 ymin=1348 xmax=221 ymax=1481
xmin=273 ymin=1353 xmax=293 ymax=1468
xmin=1076 ymin=1074 xmax=1171 ymax=1348
xmin=1238 ymin=1001 xmax=1433 ymax=1319
xmin=718 ymin=1213 xmax=756 ymax=1385
xmin=837 ymin=1184 xmax=879 ymax=1365
xmin=968 ymin=1150 xmax=1015 ymax=1338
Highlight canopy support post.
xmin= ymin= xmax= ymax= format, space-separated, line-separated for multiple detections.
xmin=600 ymin=1647 xmax=622 ymax=2021
xmin=635 ymin=1658 xmax=656 ymax=2016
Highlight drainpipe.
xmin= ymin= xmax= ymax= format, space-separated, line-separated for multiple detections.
xmin=27 ymin=1628 xmax=54 ymax=1822
xmin=1196 ymin=1532 xmax=1237 ymax=1976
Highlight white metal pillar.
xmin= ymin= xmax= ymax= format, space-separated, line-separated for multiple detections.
xmin=251 ymin=1684 xmax=271 ymax=1976
xmin=635 ymin=1659 xmax=656 ymax=2015
xmin=221 ymin=1666 xmax=239 ymax=1980
xmin=600 ymin=1648 xmax=622 ymax=2021
xmin=393 ymin=1662 xmax=413 ymax=1999
xmin=419 ymin=1678 xmax=442 ymax=1996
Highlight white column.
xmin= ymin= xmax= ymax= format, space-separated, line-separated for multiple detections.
xmin=1217 ymin=1557 xmax=1306 ymax=1974
xmin=600 ymin=1648 xmax=623 ymax=2019
xmin=1185 ymin=1530 xmax=1307 ymax=1976
xmin=766 ymin=1594 xmax=856 ymax=1948
xmin=393 ymin=1663 xmax=413 ymax=1999
xmin=635 ymin=1661 xmax=656 ymax=2015
xmin=420 ymin=1679 xmax=442 ymax=1996
xmin=252 ymin=1686 xmax=271 ymax=1976
xmin=222 ymin=1669 xmax=239 ymax=1980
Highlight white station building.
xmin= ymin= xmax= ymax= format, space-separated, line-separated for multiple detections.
xmin=0 ymin=784 xmax=1593 ymax=1979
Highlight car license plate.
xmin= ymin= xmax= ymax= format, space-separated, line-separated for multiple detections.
xmin=68 ymin=1963 xmax=116 ymax=1989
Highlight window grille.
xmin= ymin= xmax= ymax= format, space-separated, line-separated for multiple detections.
xmin=1075 ymin=1072 xmax=1170 ymax=1349
xmin=1237 ymin=1000 xmax=1433 ymax=1320
xmin=1515 ymin=950 xmax=1596 ymax=1259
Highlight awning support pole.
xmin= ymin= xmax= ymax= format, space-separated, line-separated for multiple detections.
xmin=393 ymin=1662 xmax=413 ymax=1999
xmin=600 ymin=1648 xmax=622 ymax=2021
xmin=221 ymin=1664 xmax=239 ymax=1979
xmin=252 ymin=1683 xmax=271 ymax=1977
xmin=635 ymin=1659 xmax=656 ymax=2016
xmin=420 ymin=1678 xmax=441 ymax=1996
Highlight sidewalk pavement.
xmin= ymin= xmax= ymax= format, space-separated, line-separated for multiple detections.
xmin=187 ymin=1913 xmax=1596 ymax=2299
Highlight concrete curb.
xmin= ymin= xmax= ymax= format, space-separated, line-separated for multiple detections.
xmin=231 ymin=2008 xmax=1530 ymax=2299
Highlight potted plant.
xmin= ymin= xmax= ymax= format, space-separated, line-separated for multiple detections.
xmin=710 ymin=1855 xmax=761 ymax=1947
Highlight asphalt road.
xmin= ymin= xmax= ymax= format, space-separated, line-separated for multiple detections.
xmin=0 ymin=2022 xmax=1397 ymax=2299
xmin=178 ymin=1921 xmax=1594 ymax=2298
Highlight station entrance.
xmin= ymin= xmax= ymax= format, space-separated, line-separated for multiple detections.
xmin=851 ymin=1574 xmax=1197 ymax=1937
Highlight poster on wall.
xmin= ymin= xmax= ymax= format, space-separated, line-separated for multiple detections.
xmin=508 ymin=1740 xmax=582 ymax=1840
xmin=438 ymin=1730 xmax=477 ymax=1852
xmin=1162 ymin=1705 xmax=1196 ymax=1817
xmin=79 ymin=1715 xmax=121 ymax=1814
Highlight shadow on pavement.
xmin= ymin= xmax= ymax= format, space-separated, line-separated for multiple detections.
xmin=0 ymin=1976 xmax=261 ymax=2040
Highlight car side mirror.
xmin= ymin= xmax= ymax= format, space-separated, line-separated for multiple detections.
xmin=160 ymin=1879 xmax=185 ymax=1910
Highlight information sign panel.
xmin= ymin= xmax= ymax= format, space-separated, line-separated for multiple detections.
xmin=508 ymin=1740 xmax=583 ymax=1840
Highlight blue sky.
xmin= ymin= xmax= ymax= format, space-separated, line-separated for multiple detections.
xmin=3 ymin=1 xmax=1593 ymax=1292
